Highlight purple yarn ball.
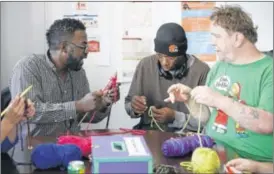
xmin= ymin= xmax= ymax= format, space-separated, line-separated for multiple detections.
xmin=161 ymin=135 xmax=214 ymax=157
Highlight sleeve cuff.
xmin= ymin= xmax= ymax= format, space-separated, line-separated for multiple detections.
xmin=64 ymin=101 xmax=78 ymax=120
xmin=125 ymin=102 xmax=142 ymax=118
xmin=1 ymin=135 xmax=18 ymax=153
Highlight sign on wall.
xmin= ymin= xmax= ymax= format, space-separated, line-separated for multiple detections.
xmin=181 ymin=2 xmax=216 ymax=62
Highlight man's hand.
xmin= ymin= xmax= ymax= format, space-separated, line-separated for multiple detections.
xmin=164 ymin=83 xmax=192 ymax=103
xmin=104 ymin=82 xmax=121 ymax=103
xmin=226 ymin=158 xmax=257 ymax=173
xmin=151 ymin=107 xmax=175 ymax=123
xmin=24 ymin=99 xmax=35 ymax=118
xmin=191 ymin=86 xmax=224 ymax=108
xmin=76 ymin=90 xmax=104 ymax=112
xmin=131 ymin=96 xmax=147 ymax=114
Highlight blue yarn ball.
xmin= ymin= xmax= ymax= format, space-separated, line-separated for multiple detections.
xmin=31 ymin=143 xmax=82 ymax=170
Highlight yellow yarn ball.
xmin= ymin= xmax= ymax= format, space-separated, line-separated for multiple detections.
xmin=180 ymin=147 xmax=221 ymax=174
xmin=192 ymin=147 xmax=221 ymax=174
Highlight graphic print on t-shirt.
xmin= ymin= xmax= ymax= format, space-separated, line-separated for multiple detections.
xmin=213 ymin=75 xmax=231 ymax=134
xmin=213 ymin=76 xmax=248 ymax=138
xmin=214 ymin=75 xmax=231 ymax=92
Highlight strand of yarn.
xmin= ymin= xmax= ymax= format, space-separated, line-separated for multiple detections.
xmin=148 ymin=106 xmax=164 ymax=132
xmin=85 ymin=111 xmax=96 ymax=133
xmin=177 ymin=113 xmax=191 ymax=136
xmin=78 ymin=72 xmax=118 ymax=127
xmin=178 ymin=103 xmax=201 ymax=136
xmin=197 ymin=104 xmax=202 ymax=147
xmin=179 ymin=100 xmax=221 ymax=174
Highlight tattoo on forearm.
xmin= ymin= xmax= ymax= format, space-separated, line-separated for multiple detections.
xmin=240 ymin=107 xmax=245 ymax=114
xmin=250 ymin=108 xmax=259 ymax=119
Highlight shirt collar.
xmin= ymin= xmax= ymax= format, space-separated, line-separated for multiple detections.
xmin=45 ymin=50 xmax=58 ymax=72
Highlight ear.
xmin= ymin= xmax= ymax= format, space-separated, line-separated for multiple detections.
xmin=61 ymin=42 xmax=68 ymax=53
xmin=234 ymin=32 xmax=245 ymax=48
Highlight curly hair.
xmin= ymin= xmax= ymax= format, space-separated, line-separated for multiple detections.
xmin=210 ymin=5 xmax=258 ymax=44
xmin=46 ymin=18 xmax=86 ymax=50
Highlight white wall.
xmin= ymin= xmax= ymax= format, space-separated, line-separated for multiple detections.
xmin=226 ymin=2 xmax=273 ymax=51
xmin=1 ymin=2 xmax=46 ymax=90
xmin=1 ymin=2 xmax=273 ymax=130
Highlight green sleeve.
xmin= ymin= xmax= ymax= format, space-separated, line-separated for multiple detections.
xmin=258 ymin=64 xmax=273 ymax=113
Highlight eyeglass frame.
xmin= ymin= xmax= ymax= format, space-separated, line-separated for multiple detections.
xmin=65 ymin=41 xmax=89 ymax=54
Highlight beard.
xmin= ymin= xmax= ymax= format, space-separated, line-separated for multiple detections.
xmin=66 ymin=53 xmax=84 ymax=71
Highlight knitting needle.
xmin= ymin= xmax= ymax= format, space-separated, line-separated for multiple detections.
xmin=1 ymin=85 xmax=33 ymax=117
xmin=25 ymin=99 xmax=33 ymax=150
xmin=78 ymin=112 xmax=89 ymax=126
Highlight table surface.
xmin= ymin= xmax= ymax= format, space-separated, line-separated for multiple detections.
xmin=1 ymin=129 xmax=229 ymax=174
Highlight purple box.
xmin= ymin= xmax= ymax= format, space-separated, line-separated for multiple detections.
xmin=91 ymin=135 xmax=153 ymax=173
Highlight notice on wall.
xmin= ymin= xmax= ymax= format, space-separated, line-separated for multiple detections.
xmin=181 ymin=2 xmax=216 ymax=62
xmin=88 ymin=36 xmax=100 ymax=52
xmin=63 ymin=14 xmax=98 ymax=28
xmin=75 ymin=1 xmax=87 ymax=11
xmin=63 ymin=2 xmax=110 ymax=66
xmin=120 ymin=2 xmax=153 ymax=82
xmin=87 ymin=35 xmax=110 ymax=66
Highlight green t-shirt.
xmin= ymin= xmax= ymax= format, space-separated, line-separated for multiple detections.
xmin=205 ymin=55 xmax=273 ymax=162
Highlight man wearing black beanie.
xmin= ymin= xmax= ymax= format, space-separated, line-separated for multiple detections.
xmin=124 ymin=22 xmax=210 ymax=132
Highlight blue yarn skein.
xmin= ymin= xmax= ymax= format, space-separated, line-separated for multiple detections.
xmin=31 ymin=143 xmax=82 ymax=170
xmin=161 ymin=135 xmax=214 ymax=157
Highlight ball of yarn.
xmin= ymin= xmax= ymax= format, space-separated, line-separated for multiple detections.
xmin=31 ymin=143 xmax=82 ymax=169
xmin=191 ymin=147 xmax=221 ymax=174
xmin=57 ymin=135 xmax=92 ymax=157
xmin=161 ymin=135 xmax=214 ymax=157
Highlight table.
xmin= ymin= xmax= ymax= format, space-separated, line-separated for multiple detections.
xmin=1 ymin=129 xmax=230 ymax=174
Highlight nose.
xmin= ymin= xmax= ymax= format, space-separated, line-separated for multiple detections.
xmin=83 ymin=48 xmax=89 ymax=58
xmin=84 ymin=53 xmax=88 ymax=59
xmin=162 ymin=57 xmax=168 ymax=66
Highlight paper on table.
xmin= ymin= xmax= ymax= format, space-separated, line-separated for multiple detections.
xmin=124 ymin=137 xmax=149 ymax=156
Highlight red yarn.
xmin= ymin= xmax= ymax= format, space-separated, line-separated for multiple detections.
xmin=85 ymin=128 xmax=146 ymax=136
xmin=103 ymin=72 xmax=118 ymax=103
xmin=57 ymin=73 xmax=144 ymax=158
xmin=57 ymin=128 xmax=146 ymax=158
xmin=57 ymin=135 xmax=92 ymax=158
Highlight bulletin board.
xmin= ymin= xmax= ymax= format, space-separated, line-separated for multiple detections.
xmin=181 ymin=2 xmax=216 ymax=62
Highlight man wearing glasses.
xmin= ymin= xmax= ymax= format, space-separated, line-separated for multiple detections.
xmin=10 ymin=18 xmax=119 ymax=137
xmin=125 ymin=23 xmax=210 ymax=132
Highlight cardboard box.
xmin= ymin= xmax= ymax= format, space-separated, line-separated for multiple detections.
xmin=92 ymin=135 xmax=153 ymax=173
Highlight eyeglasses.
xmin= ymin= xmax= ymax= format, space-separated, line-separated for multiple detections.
xmin=67 ymin=42 xmax=89 ymax=54
xmin=156 ymin=53 xmax=177 ymax=61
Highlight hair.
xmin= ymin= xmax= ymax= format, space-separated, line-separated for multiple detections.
xmin=46 ymin=18 xmax=86 ymax=50
xmin=210 ymin=5 xmax=258 ymax=44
